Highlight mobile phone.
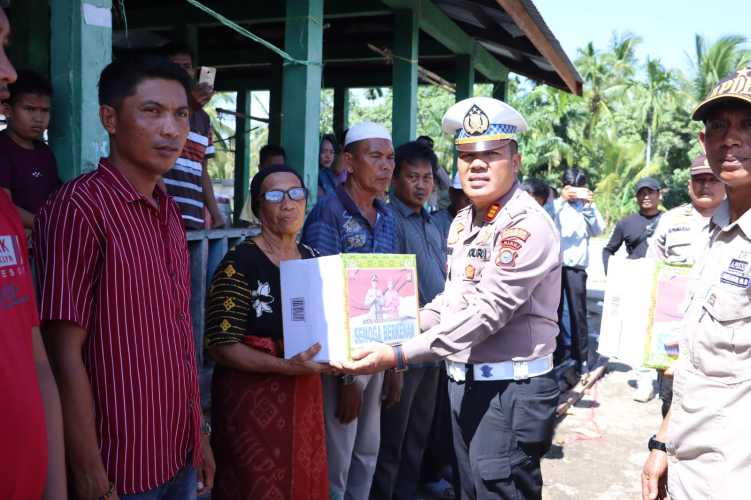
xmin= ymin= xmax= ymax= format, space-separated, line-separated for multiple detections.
xmin=198 ymin=66 xmax=216 ymax=87
xmin=571 ymin=187 xmax=590 ymax=199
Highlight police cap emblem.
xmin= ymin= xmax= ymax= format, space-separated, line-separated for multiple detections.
xmin=462 ymin=104 xmax=490 ymax=136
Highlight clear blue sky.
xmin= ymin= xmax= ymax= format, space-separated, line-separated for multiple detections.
xmin=534 ymin=0 xmax=750 ymax=75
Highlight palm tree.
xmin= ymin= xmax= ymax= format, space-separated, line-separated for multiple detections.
xmin=690 ymin=34 xmax=751 ymax=100
xmin=636 ymin=58 xmax=680 ymax=167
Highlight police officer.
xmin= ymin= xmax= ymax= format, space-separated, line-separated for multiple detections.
xmin=334 ymin=97 xmax=562 ymax=499
xmin=642 ymin=66 xmax=751 ymax=500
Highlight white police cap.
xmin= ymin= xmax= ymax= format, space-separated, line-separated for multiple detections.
xmin=441 ymin=97 xmax=528 ymax=152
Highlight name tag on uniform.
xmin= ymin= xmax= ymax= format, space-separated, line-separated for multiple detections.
xmin=720 ymin=271 xmax=750 ymax=288
xmin=467 ymin=247 xmax=490 ymax=261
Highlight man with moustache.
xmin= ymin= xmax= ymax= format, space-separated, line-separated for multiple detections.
xmin=34 ymin=56 xmax=215 ymax=499
xmin=641 ymin=66 xmax=751 ymax=500
xmin=331 ymin=98 xmax=562 ymax=500
xmin=371 ymin=140 xmax=447 ymax=500
xmin=302 ymin=122 xmax=398 ymax=500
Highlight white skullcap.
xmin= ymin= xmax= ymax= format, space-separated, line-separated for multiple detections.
xmin=344 ymin=122 xmax=392 ymax=147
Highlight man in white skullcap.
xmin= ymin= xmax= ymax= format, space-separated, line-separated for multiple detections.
xmin=302 ymin=121 xmax=398 ymax=500
xmin=332 ymin=97 xmax=563 ymax=499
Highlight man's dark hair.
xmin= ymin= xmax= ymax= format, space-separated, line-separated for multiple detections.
xmin=394 ymin=141 xmax=438 ymax=178
xmin=562 ymin=167 xmax=588 ymax=188
xmin=7 ymin=69 xmax=52 ymax=105
xmin=98 ymin=55 xmax=193 ymax=109
xmin=259 ymin=144 xmax=286 ymax=166
xmin=416 ymin=135 xmax=434 ymax=149
xmin=521 ymin=178 xmax=551 ymax=201
xmin=161 ymin=41 xmax=195 ymax=63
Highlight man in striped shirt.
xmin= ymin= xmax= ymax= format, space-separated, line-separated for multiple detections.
xmin=162 ymin=43 xmax=225 ymax=230
xmin=34 ymin=56 xmax=215 ymax=499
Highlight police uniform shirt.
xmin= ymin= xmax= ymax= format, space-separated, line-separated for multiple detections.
xmin=667 ymin=199 xmax=751 ymax=499
xmin=402 ymin=182 xmax=562 ymax=365
xmin=647 ymin=203 xmax=711 ymax=265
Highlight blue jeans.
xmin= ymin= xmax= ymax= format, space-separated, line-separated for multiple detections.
xmin=121 ymin=466 xmax=197 ymax=500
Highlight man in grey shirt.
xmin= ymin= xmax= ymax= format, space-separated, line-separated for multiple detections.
xmin=371 ymin=141 xmax=448 ymax=500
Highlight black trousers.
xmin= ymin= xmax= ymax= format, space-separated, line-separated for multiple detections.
xmin=371 ymin=366 xmax=440 ymax=500
xmin=420 ymin=365 xmax=457 ymax=485
xmin=557 ymin=266 xmax=589 ymax=370
xmin=448 ymin=371 xmax=559 ymax=500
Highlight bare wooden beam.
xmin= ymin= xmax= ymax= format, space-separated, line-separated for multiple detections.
xmin=494 ymin=0 xmax=582 ymax=95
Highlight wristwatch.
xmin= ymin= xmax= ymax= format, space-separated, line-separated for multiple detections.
xmin=648 ymin=434 xmax=666 ymax=453
xmin=393 ymin=344 xmax=408 ymax=373
xmin=201 ymin=420 xmax=212 ymax=436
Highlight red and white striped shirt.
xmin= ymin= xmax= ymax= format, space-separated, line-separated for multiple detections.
xmin=33 ymin=159 xmax=201 ymax=494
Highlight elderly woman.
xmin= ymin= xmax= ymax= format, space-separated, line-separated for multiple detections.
xmin=206 ymin=165 xmax=328 ymax=499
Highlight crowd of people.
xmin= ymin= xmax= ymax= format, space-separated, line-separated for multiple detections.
xmin=2 ymin=5 xmax=751 ymax=500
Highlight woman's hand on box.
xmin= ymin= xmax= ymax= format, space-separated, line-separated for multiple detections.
xmin=285 ymin=343 xmax=332 ymax=376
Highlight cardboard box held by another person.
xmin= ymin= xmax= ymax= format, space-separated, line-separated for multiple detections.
xmin=281 ymin=253 xmax=420 ymax=362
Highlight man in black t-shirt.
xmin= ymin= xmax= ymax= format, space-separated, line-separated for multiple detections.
xmin=602 ymin=176 xmax=663 ymax=274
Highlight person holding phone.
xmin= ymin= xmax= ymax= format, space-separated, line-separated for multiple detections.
xmin=161 ymin=42 xmax=226 ymax=229
xmin=551 ymin=168 xmax=605 ymax=379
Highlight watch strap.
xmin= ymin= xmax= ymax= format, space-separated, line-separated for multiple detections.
xmin=648 ymin=435 xmax=667 ymax=453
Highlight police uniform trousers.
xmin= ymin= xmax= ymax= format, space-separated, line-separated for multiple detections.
xmin=448 ymin=370 xmax=559 ymax=500
xmin=323 ymin=372 xmax=384 ymax=500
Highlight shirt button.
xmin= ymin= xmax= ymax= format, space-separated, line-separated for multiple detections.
xmin=187 ymin=399 xmax=194 ymax=409
xmin=169 ymin=271 xmax=177 ymax=279
xmin=177 ymin=312 xmax=186 ymax=321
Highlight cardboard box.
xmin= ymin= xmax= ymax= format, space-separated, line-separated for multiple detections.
xmin=281 ymin=253 xmax=420 ymax=362
xmin=598 ymin=257 xmax=692 ymax=370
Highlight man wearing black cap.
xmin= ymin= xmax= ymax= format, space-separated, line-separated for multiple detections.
xmin=641 ymin=66 xmax=751 ymax=500
xmin=602 ymin=176 xmax=663 ymax=274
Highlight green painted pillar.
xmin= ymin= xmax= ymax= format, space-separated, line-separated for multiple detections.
xmin=455 ymin=54 xmax=475 ymax=101
xmin=391 ymin=8 xmax=419 ymax=147
xmin=281 ymin=0 xmax=323 ymax=205
xmin=8 ymin=0 xmax=50 ymax=77
xmin=50 ymin=0 xmax=112 ymax=180
xmin=233 ymin=90 xmax=251 ymax=226
xmin=493 ymin=80 xmax=508 ymax=102
xmin=333 ymin=86 xmax=349 ymax=140
xmin=268 ymin=60 xmax=283 ymax=146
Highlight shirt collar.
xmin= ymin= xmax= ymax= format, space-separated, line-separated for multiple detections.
xmin=335 ymin=185 xmax=389 ymax=219
xmin=97 ymin=157 xmax=169 ymax=208
xmin=711 ymin=198 xmax=751 ymax=237
xmin=389 ymin=195 xmax=429 ymax=220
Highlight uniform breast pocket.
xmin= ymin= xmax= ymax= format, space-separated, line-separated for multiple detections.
xmin=697 ymin=286 xmax=751 ymax=379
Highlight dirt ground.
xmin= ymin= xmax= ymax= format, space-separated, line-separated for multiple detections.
xmin=541 ymin=238 xmax=661 ymax=500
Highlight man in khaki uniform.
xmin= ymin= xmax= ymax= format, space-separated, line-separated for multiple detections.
xmin=647 ymin=154 xmax=725 ymax=417
xmin=642 ymin=66 xmax=751 ymax=500
xmin=335 ymin=97 xmax=562 ymax=500
xmin=648 ymin=155 xmax=724 ymax=266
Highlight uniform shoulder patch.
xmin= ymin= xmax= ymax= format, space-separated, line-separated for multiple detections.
xmin=501 ymin=227 xmax=530 ymax=241
xmin=496 ymin=248 xmax=517 ymax=267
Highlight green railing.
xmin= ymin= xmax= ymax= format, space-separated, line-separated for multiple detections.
xmin=187 ymin=227 xmax=259 ymax=408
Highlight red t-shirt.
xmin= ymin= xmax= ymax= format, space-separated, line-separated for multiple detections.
xmin=0 ymin=190 xmax=47 ymax=499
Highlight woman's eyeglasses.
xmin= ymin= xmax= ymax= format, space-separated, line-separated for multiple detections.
xmin=262 ymin=187 xmax=309 ymax=203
